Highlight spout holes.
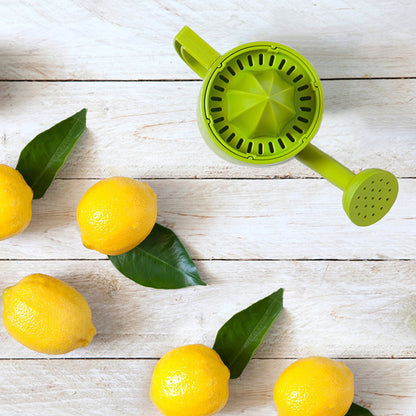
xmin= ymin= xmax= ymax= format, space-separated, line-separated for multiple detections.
xmin=286 ymin=66 xmax=295 ymax=75
xmin=226 ymin=133 xmax=235 ymax=142
xmin=278 ymin=59 xmax=286 ymax=70
xmin=247 ymin=55 xmax=253 ymax=66
xmin=269 ymin=55 xmax=275 ymax=66
xmin=286 ymin=133 xmax=295 ymax=142
xmin=237 ymin=59 xmax=244 ymax=70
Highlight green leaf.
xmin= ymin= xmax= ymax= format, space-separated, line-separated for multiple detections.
xmin=346 ymin=403 xmax=374 ymax=416
xmin=108 ymin=223 xmax=206 ymax=289
xmin=213 ymin=288 xmax=284 ymax=379
xmin=16 ymin=108 xmax=87 ymax=199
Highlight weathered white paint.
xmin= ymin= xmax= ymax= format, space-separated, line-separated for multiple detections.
xmin=0 ymin=0 xmax=415 ymax=80
xmin=0 ymin=359 xmax=414 ymax=416
xmin=0 ymin=260 xmax=415 ymax=359
xmin=0 ymin=1 xmax=415 ymax=414
xmin=0 ymin=178 xmax=413 ymax=260
xmin=0 ymin=80 xmax=415 ymax=178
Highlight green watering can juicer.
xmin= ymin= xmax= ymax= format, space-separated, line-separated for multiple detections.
xmin=174 ymin=26 xmax=399 ymax=226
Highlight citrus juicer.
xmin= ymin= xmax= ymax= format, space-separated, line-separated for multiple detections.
xmin=174 ymin=26 xmax=398 ymax=226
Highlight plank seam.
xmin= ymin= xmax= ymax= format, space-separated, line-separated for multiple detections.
xmin=1 ymin=77 xmax=416 ymax=82
xmin=0 ymin=356 xmax=413 ymax=361
xmin=0 ymin=259 xmax=413 ymax=262
xmin=52 ymin=177 xmax=416 ymax=180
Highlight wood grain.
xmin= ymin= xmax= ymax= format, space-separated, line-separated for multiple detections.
xmin=0 ymin=359 xmax=414 ymax=416
xmin=1 ymin=80 xmax=415 ymax=178
xmin=0 ymin=260 xmax=415 ymax=359
xmin=0 ymin=178 xmax=413 ymax=260
xmin=0 ymin=0 xmax=415 ymax=80
xmin=0 ymin=2 xmax=415 ymax=414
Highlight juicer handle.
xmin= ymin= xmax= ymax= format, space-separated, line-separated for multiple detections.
xmin=295 ymin=143 xmax=355 ymax=191
xmin=174 ymin=26 xmax=221 ymax=78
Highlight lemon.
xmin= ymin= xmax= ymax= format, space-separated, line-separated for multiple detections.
xmin=0 ymin=164 xmax=33 ymax=240
xmin=274 ymin=356 xmax=354 ymax=416
xmin=2 ymin=274 xmax=96 ymax=355
xmin=77 ymin=177 xmax=157 ymax=256
xmin=150 ymin=344 xmax=230 ymax=416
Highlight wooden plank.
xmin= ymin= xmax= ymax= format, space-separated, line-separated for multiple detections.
xmin=1 ymin=0 xmax=415 ymax=80
xmin=0 ymin=260 xmax=414 ymax=359
xmin=0 ymin=178 xmax=414 ymax=260
xmin=1 ymin=80 xmax=415 ymax=178
xmin=0 ymin=358 xmax=414 ymax=415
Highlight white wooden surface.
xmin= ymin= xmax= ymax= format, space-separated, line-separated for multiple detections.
xmin=1 ymin=1 xmax=416 ymax=415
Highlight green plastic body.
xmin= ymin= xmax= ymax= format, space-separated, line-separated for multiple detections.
xmin=296 ymin=145 xmax=399 ymax=225
xmin=296 ymin=144 xmax=355 ymax=190
xmin=175 ymin=26 xmax=324 ymax=165
xmin=174 ymin=26 xmax=399 ymax=226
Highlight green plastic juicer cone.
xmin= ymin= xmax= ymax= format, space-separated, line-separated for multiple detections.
xmin=174 ymin=26 xmax=398 ymax=226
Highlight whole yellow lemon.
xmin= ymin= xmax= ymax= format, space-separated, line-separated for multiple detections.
xmin=274 ymin=356 xmax=354 ymax=416
xmin=2 ymin=274 xmax=96 ymax=355
xmin=77 ymin=177 xmax=157 ymax=256
xmin=0 ymin=164 xmax=33 ymax=240
xmin=150 ymin=344 xmax=230 ymax=416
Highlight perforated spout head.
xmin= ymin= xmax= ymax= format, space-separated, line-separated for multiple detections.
xmin=343 ymin=169 xmax=398 ymax=226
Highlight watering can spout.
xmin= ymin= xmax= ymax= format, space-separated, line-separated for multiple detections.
xmin=296 ymin=144 xmax=355 ymax=190
xmin=296 ymin=143 xmax=398 ymax=226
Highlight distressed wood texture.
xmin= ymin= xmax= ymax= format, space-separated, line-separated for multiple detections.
xmin=0 ymin=0 xmax=415 ymax=80
xmin=0 ymin=260 xmax=415 ymax=359
xmin=0 ymin=359 xmax=414 ymax=416
xmin=0 ymin=178 xmax=414 ymax=260
xmin=1 ymin=1 xmax=416 ymax=414
xmin=1 ymin=80 xmax=415 ymax=178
